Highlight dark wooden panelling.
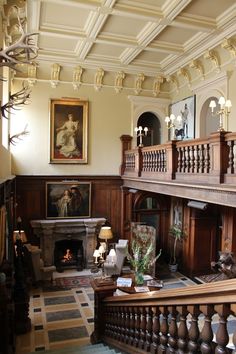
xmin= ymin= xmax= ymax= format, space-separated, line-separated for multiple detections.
xmin=16 ymin=175 xmax=122 ymax=243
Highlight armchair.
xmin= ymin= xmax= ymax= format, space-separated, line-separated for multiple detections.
xmin=104 ymin=239 xmax=128 ymax=276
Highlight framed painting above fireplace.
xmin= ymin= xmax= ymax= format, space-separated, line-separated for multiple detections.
xmin=46 ymin=181 xmax=91 ymax=219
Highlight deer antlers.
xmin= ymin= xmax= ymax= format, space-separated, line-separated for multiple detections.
xmin=0 ymin=32 xmax=39 ymax=67
xmin=9 ymin=124 xmax=29 ymax=146
xmin=1 ymin=85 xmax=31 ymax=119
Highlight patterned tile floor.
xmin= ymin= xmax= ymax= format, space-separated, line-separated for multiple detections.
xmin=16 ymin=278 xmax=95 ymax=353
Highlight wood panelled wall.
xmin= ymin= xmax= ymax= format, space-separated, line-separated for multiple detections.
xmin=15 ymin=175 xmax=123 ymax=244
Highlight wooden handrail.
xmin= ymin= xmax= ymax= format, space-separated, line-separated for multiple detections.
xmin=104 ymin=278 xmax=236 ymax=306
xmin=92 ymin=279 xmax=236 ymax=353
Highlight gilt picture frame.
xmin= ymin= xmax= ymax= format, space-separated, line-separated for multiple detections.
xmin=50 ymin=98 xmax=88 ymax=164
xmin=46 ymin=181 xmax=91 ymax=219
xmin=170 ymin=95 xmax=195 ymax=140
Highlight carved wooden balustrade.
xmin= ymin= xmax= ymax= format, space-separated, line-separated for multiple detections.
xmin=122 ymin=131 xmax=236 ymax=185
xmin=98 ymin=279 xmax=236 ymax=354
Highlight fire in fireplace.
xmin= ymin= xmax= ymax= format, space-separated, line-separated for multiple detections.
xmin=54 ymin=239 xmax=84 ymax=272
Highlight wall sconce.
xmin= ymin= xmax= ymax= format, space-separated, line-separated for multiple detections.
xmin=209 ymin=96 xmax=232 ymax=132
xmin=165 ymin=114 xmax=182 ymax=140
xmin=134 ymin=126 xmax=148 ymax=147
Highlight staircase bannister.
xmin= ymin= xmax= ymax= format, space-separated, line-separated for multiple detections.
xmin=99 ymin=279 xmax=236 ymax=354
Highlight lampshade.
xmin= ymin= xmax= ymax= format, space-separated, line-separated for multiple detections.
xmin=98 ymin=226 xmax=113 ymax=240
xmin=108 ymin=248 xmax=116 ymax=263
xmin=98 ymin=244 xmax=105 ymax=254
xmin=93 ymin=249 xmax=100 ymax=258
xmin=13 ymin=230 xmax=27 ymax=243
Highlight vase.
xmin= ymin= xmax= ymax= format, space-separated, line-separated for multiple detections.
xmin=135 ymin=271 xmax=144 ymax=285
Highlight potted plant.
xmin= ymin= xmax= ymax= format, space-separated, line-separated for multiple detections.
xmin=168 ymin=224 xmax=186 ymax=272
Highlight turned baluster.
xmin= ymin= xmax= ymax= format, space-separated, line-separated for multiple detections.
xmin=128 ymin=306 xmax=135 ymax=346
xmin=121 ymin=306 xmax=126 ymax=342
xmin=150 ymin=306 xmax=161 ymax=354
xmin=154 ymin=150 xmax=157 ymax=172
xmin=200 ymin=305 xmax=215 ymax=354
xmin=117 ymin=306 xmax=122 ymax=341
xmin=193 ymin=144 xmax=199 ymax=173
xmin=182 ymin=146 xmax=187 ymax=172
xmin=134 ymin=306 xmax=141 ymax=347
xmin=187 ymin=305 xmax=201 ymax=353
xmin=204 ymin=143 xmax=210 ymax=173
xmin=168 ymin=305 xmax=178 ymax=353
xmin=189 ymin=145 xmax=194 ymax=173
xmin=199 ymin=144 xmax=204 ymax=173
xmin=125 ymin=306 xmax=131 ymax=344
xmin=227 ymin=140 xmax=234 ymax=174
xmin=139 ymin=306 xmax=146 ymax=349
xmin=177 ymin=147 xmax=182 ymax=172
xmin=144 ymin=306 xmax=153 ymax=351
xmin=215 ymin=304 xmax=231 ymax=354
xmin=177 ymin=305 xmax=189 ymax=353
xmin=105 ymin=306 xmax=111 ymax=336
xmin=159 ymin=306 xmax=169 ymax=353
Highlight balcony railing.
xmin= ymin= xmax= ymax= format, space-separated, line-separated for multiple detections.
xmin=121 ymin=131 xmax=236 ymax=186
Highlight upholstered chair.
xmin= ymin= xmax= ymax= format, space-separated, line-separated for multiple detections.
xmin=104 ymin=239 xmax=128 ymax=276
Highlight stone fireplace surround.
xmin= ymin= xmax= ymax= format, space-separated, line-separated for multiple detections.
xmin=30 ymin=218 xmax=106 ymax=269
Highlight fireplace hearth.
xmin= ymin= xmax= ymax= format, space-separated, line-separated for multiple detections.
xmin=54 ymin=239 xmax=84 ymax=272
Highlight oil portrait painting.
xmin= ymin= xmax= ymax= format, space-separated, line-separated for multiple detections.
xmin=50 ymin=98 xmax=88 ymax=164
xmin=46 ymin=181 xmax=91 ymax=219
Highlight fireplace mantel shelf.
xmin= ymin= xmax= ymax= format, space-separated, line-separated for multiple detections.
xmin=30 ymin=218 xmax=106 ymax=268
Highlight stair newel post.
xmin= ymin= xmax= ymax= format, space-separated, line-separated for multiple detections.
xmin=144 ymin=305 xmax=153 ymax=351
xmin=134 ymin=306 xmax=141 ymax=347
xmin=128 ymin=306 xmax=135 ymax=346
xmin=215 ymin=304 xmax=231 ymax=354
xmin=139 ymin=306 xmax=146 ymax=349
xmin=159 ymin=306 xmax=169 ymax=353
xmin=150 ymin=306 xmax=161 ymax=354
xmin=177 ymin=305 xmax=189 ymax=353
xmin=187 ymin=305 xmax=201 ymax=353
xmin=167 ymin=305 xmax=178 ymax=353
xmin=199 ymin=305 xmax=215 ymax=354
xmin=125 ymin=306 xmax=130 ymax=344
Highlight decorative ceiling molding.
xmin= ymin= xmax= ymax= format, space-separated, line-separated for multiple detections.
xmin=50 ymin=63 xmax=61 ymax=88
xmin=7 ymin=0 xmax=235 ymax=96
xmin=94 ymin=67 xmax=104 ymax=91
xmin=204 ymin=50 xmax=221 ymax=74
xmin=114 ymin=71 xmax=125 ymax=93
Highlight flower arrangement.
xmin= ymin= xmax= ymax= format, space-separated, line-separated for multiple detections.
xmin=127 ymin=239 xmax=162 ymax=276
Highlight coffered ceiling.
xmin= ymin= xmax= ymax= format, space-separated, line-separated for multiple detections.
xmin=6 ymin=0 xmax=236 ymax=93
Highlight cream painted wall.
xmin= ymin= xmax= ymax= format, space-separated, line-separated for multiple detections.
xmin=9 ymin=61 xmax=236 ymax=177
xmin=10 ymin=81 xmax=132 ymax=175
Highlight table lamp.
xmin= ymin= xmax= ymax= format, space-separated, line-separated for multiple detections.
xmin=98 ymin=226 xmax=113 ymax=253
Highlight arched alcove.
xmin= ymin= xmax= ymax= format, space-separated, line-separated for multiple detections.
xmin=128 ymin=96 xmax=170 ymax=147
xmin=137 ymin=111 xmax=161 ymax=146
xmin=193 ymin=72 xmax=229 ymax=137
xmin=200 ymin=97 xmax=219 ymax=137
